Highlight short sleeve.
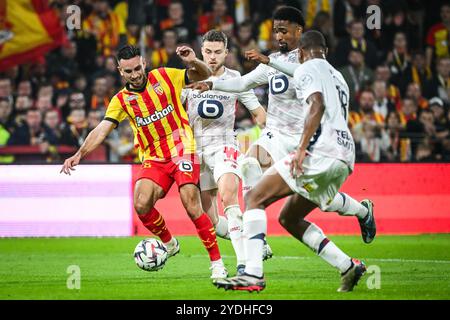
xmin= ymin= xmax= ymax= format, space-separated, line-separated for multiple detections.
xmin=293 ymin=65 xmax=322 ymax=103
xmin=104 ymin=95 xmax=128 ymax=128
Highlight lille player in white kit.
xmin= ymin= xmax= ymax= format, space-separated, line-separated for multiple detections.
xmin=191 ymin=6 xmax=375 ymax=246
xmin=182 ymin=30 xmax=267 ymax=275
xmin=214 ymin=31 xmax=368 ymax=292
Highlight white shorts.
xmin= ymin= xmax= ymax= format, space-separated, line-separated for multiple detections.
xmin=274 ymin=154 xmax=350 ymax=210
xmin=251 ymin=128 xmax=299 ymax=162
xmin=198 ymin=144 xmax=243 ymax=191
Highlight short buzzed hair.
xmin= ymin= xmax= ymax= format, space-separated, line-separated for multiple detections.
xmin=117 ymin=45 xmax=140 ymax=62
xmin=299 ymin=30 xmax=327 ymax=50
xmin=202 ymin=30 xmax=228 ymax=48
xmin=273 ymin=6 xmax=305 ymax=28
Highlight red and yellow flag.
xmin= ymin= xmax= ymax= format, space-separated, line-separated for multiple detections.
xmin=0 ymin=0 xmax=66 ymax=71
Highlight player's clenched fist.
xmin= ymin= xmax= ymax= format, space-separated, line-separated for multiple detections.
xmin=60 ymin=153 xmax=81 ymax=175
xmin=245 ymin=49 xmax=270 ymax=65
xmin=176 ymin=46 xmax=196 ymax=63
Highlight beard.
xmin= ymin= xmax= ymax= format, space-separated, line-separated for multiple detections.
xmin=279 ymin=42 xmax=289 ymax=53
xmin=209 ymin=62 xmax=224 ymax=73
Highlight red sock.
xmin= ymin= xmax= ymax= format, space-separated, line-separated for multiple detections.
xmin=138 ymin=208 xmax=173 ymax=243
xmin=193 ymin=213 xmax=222 ymax=262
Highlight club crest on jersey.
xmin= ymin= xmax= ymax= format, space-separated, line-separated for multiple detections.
xmin=126 ymin=95 xmax=138 ymax=102
xmin=152 ymin=82 xmax=164 ymax=95
xmin=135 ymin=104 xmax=174 ymax=127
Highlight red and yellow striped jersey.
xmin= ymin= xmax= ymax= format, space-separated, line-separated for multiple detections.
xmin=104 ymin=67 xmax=195 ymax=162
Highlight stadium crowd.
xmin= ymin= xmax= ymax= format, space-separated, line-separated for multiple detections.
xmin=0 ymin=0 xmax=449 ymax=163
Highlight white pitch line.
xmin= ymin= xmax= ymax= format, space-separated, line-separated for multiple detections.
xmin=190 ymin=255 xmax=450 ymax=264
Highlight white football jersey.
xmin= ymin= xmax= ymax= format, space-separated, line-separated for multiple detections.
xmin=245 ymin=49 xmax=304 ymax=136
xmin=182 ymin=67 xmax=260 ymax=149
xmin=293 ymin=58 xmax=355 ymax=170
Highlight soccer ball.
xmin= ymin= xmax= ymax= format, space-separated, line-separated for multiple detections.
xmin=134 ymin=238 xmax=168 ymax=271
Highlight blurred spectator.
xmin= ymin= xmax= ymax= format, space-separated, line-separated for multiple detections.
xmin=197 ymin=0 xmax=234 ymax=36
xmin=398 ymin=98 xmax=418 ymax=126
xmin=0 ymin=97 xmax=13 ymax=163
xmin=405 ymin=51 xmax=432 ymax=92
xmin=372 ymin=80 xmax=396 ymax=118
xmin=0 ymin=97 xmax=13 ymax=131
xmin=14 ymin=96 xmax=33 ymax=125
xmin=87 ymin=109 xmax=103 ymax=132
xmin=383 ymin=111 xmax=411 ymax=162
xmin=429 ymin=97 xmax=449 ymax=139
xmin=334 ymin=20 xmax=379 ymax=69
xmin=333 ymin=0 xmax=366 ymax=38
xmin=46 ymin=41 xmax=79 ymax=88
xmin=107 ymin=120 xmax=137 ymax=163
xmin=339 ymin=49 xmax=374 ymax=109
xmin=60 ymin=108 xmax=88 ymax=148
xmin=387 ymin=32 xmax=412 ymax=96
xmin=425 ymin=3 xmax=450 ymax=69
xmin=405 ymin=82 xmax=429 ymax=110
xmin=151 ymin=29 xmax=184 ymax=69
xmin=16 ymin=80 xmax=33 ymax=98
xmin=37 ymin=83 xmax=54 ymax=101
xmin=0 ymin=76 xmax=13 ymax=103
xmin=406 ymin=109 xmax=437 ymax=158
xmin=424 ymin=57 xmax=450 ymax=103
xmin=74 ymin=74 xmax=88 ymax=93
xmin=7 ymin=108 xmax=50 ymax=155
xmin=303 ymin=0 xmax=333 ymax=30
xmin=415 ymin=142 xmax=435 ymax=161
xmin=350 ymin=90 xmax=385 ymax=141
xmin=311 ymin=10 xmax=337 ymax=54
xmin=233 ymin=20 xmax=259 ymax=74
xmin=82 ymin=0 xmax=127 ymax=57
xmin=375 ymin=64 xmax=402 ymax=108
xmin=36 ymin=95 xmax=54 ymax=114
xmin=382 ymin=4 xmax=419 ymax=55
xmin=157 ymin=1 xmax=196 ymax=45
xmin=43 ymin=109 xmax=62 ymax=146
xmin=429 ymin=97 xmax=450 ymax=158
xmin=89 ymin=77 xmax=110 ymax=111
xmin=358 ymin=120 xmax=390 ymax=162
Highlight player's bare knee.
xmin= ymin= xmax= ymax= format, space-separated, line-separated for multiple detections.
xmin=220 ymin=190 xmax=238 ymax=208
xmin=134 ymin=201 xmax=151 ymax=215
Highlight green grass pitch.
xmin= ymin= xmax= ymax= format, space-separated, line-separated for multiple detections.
xmin=0 ymin=234 xmax=449 ymax=300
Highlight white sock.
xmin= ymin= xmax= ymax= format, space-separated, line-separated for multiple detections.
xmin=211 ymin=258 xmax=224 ymax=267
xmin=224 ymin=205 xmax=245 ymax=266
xmin=215 ymin=215 xmax=230 ymax=240
xmin=325 ymin=192 xmax=368 ymax=219
xmin=163 ymin=237 xmax=176 ymax=247
xmin=240 ymin=157 xmax=263 ymax=198
xmin=302 ymin=223 xmax=352 ymax=274
xmin=243 ymin=208 xmax=266 ymax=278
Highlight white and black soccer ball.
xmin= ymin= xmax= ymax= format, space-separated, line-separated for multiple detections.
xmin=134 ymin=238 xmax=168 ymax=271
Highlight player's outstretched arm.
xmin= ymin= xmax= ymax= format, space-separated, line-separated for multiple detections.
xmin=291 ymin=92 xmax=325 ymax=177
xmin=245 ymin=49 xmax=300 ymax=78
xmin=176 ymin=46 xmax=212 ymax=82
xmin=60 ymin=120 xmax=115 ymax=175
